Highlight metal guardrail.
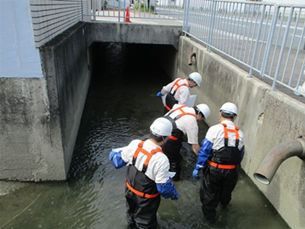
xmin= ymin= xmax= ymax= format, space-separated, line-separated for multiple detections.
xmin=87 ymin=0 xmax=185 ymax=21
xmin=183 ymin=0 xmax=305 ymax=97
xmin=88 ymin=0 xmax=305 ymax=97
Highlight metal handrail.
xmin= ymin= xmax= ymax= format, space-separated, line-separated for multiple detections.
xmin=88 ymin=0 xmax=304 ymax=97
xmin=181 ymin=0 xmax=305 ymax=97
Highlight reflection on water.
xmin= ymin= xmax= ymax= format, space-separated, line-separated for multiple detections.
xmin=0 ymin=43 xmax=289 ymax=229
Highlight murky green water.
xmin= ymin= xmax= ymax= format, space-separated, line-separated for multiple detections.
xmin=0 ymin=43 xmax=289 ymax=229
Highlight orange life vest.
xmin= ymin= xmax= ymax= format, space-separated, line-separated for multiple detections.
xmin=126 ymin=141 xmax=163 ymax=198
xmin=165 ymin=79 xmax=189 ymax=111
xmin=208 ymin=123 xmax=241 ymax=169
xmin=165 ymin=105 xmax=196 ymax=141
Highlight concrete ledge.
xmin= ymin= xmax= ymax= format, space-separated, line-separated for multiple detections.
xmin=86 ymin=22 xmax=182 ymax=50
xmin=177 ymin=36 xmax=305 ymax=229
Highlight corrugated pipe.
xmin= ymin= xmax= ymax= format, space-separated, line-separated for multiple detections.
xmin=253 ymin=136 xmax=305 ymax=185
xmin=188 ymin=52 xmax=196 ymax=66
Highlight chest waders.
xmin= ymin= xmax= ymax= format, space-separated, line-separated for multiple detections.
xmin=208 ymin=123 xmax=241 ymax=168
xmin=162 ymin=105 xmax=196 ymax=181
xmin=164 ymin=79 xmax=188 ymax=114
xmin=200 ymin=123 xmax=242 ymax=222
xmin=125 ymin=141 xmax=162 ymax=229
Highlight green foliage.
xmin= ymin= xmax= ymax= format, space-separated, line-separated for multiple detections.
xmin=135 ymin=2 xmax=155 ymax=13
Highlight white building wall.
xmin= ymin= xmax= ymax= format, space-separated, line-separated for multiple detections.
xmin=0 ymin=0 xmax=42 ymax=78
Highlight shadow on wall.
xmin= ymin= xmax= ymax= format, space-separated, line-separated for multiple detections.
xmin=298 ymin=160 xmax=305 ymax=227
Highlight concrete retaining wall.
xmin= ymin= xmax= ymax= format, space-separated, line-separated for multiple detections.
xmin=0 ymin=22 xmax=180 ymax=181
xmin=0 ymin=77 xmax=65 ymax=180
xmin=0 ymin=22 xmax=90 ymax=181
xmin=176 ymin=36 xmax=305 ymax=229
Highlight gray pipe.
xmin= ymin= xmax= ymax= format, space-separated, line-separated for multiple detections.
xmin=253 ymin=136 xmax=305 ymax=185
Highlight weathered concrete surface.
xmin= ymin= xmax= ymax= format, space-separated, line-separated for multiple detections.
xmin=0 ymin=22 xmax=91 ymax=181
xmin=40 ymin=22 xmax=91 ymax=178
xmin=0 ymin=77 xmax=65 ymax=180
xmin=176 ymin=36 xmax=305 ymax=229
xmin=86 ymin=22 xmax=182 ymax=50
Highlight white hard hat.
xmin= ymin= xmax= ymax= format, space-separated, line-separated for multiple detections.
xmin=196 ymin=104 xmax=211 ymax=119
xmin=150 ymin=117 xmax=173 ymax=137
xmin=220 ymin=102 xmax=238 ymax=115
xmin=188 ymin=72 xmax=202 ymax=87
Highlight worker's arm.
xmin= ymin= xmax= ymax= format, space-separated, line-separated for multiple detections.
xmin=191 ymin=144 xmax=200 ymax=155
xmin=155 ymin=156 xmax=179 ymax=200
xmin=157 ymin=81 xmax=173 ymax=97
xmin=109 ymin=150 xmax=126 ymax=169
xmin=156 ymin=179 xmax=179 ymax=200
xmin=239 ymin=146 xmax=245 ymax=164
xmin=192 ymin=138 xmax=213 ymax=179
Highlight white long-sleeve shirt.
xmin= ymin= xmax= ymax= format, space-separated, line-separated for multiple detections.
xmin=206 ymin=120 xmax=245 ymax=151
xmin=161 ymin=78 xmax=190 ymax=105
xmin=165 ymin=104 xmax=199 ymax=145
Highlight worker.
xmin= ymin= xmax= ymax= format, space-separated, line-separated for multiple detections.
xmin=162 ymin=103 xmax=211 ymax=181
xmin=156 ymin=72 xmax=202 ymax=114
xmin=192 ymin=102 xmax=245 ymax=223
xmin=109 ymin=117 xmax=179 ymax=229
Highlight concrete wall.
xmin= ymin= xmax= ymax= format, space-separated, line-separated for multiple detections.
xmin=86 ymin=22 xmax=182 ymax=50
xmin=0 ymin=77 xmax=65 ymax=181
xmin=0 ymin=22 xmax=90 ymax=181
xmin=0 ymin=22 xmax=180 ymax=181
xmin=176 ymin=36 xmax=305 ymax=229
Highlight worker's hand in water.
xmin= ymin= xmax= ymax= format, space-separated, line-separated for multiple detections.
xmin=109 ymin=150 xmax=126 ymax=169
xmin=171 ymin=193 xmax=179 ymax=200
xmin=109 ymin=150 xmax=122 ymax=161
xmin=171 ymin=188 xmax=180 ymax=200
xmin=192 ymin=169 xmax=200 ymax=179
xmin=156 ymin=92 xmax=162 ymax=97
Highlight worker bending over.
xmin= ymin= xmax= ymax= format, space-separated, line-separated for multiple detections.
xmin=156 ymin=72 xmax=202 ymax=114
xmin=109 ymin=117 xmax=179 ymax=229
xmin=163 ymin=103 xmax=211 ymax=181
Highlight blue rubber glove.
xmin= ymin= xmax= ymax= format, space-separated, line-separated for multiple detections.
xmin=109 ymin=151 xmax=116 ymax=161
xmin=171 ymin=191 xmax=179 ymax=200
xmin=156 ymin=92 xmax=163 ymax=97
xmin=192 ymin=169 xmax=200 ymax=179
xmin=156 ymin=179 xmax=179 ymax=200
xmin=109 ymin=150 xmax=126 ymax=169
